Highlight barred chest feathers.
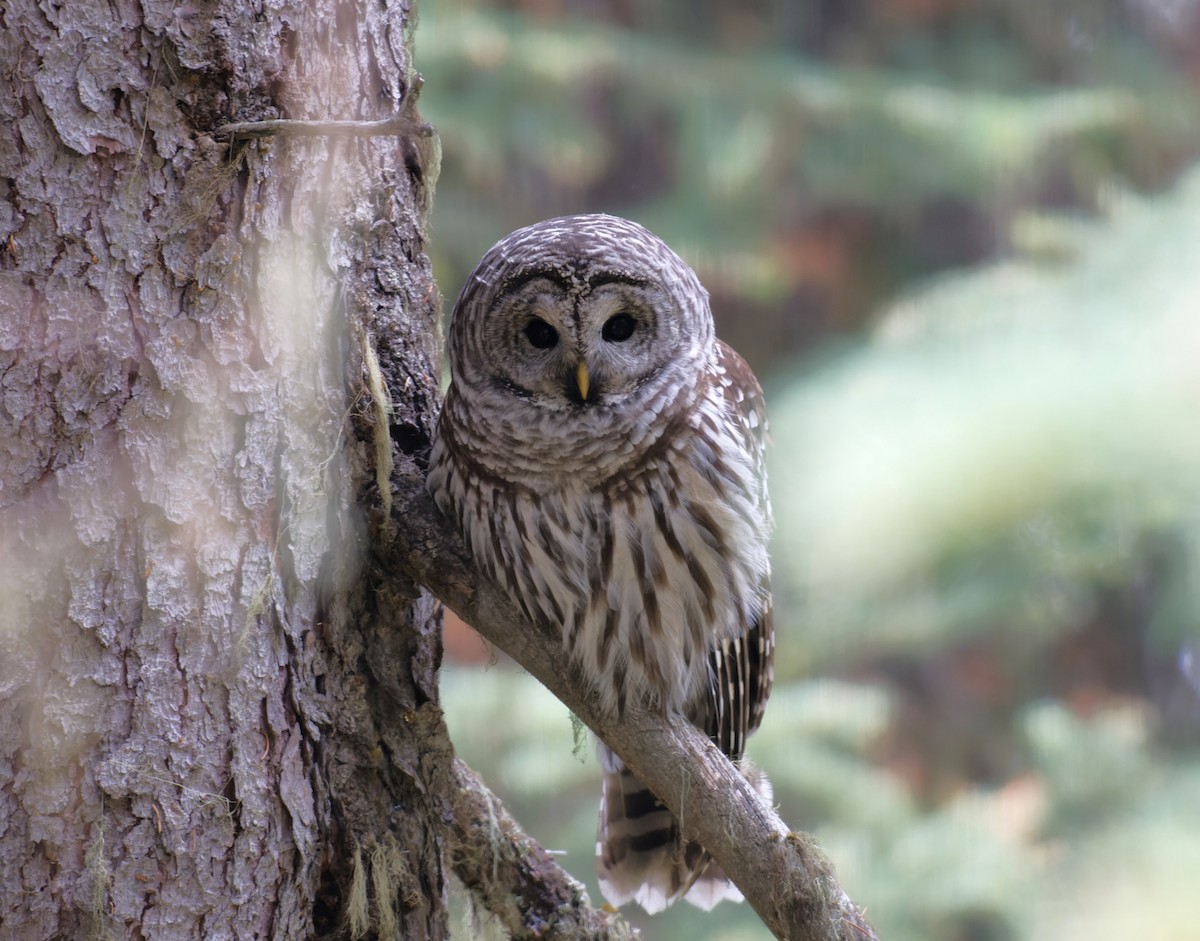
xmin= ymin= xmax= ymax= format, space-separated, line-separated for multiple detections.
xmin=429 ymin=375 xmax=770 ymax=718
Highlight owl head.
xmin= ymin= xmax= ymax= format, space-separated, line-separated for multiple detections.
xmin=444 ymin=215 xmax=716 ymax=425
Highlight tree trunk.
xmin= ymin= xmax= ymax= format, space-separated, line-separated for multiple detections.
xmin=0 ymin=2 xmax=448 ymax=938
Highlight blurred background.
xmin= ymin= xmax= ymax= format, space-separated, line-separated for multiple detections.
xmin=413 ymin=2 xmax=1200 ymax=939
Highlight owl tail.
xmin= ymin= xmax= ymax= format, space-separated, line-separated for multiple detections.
xmin=596 ymin=751 xmax=770 ymax=913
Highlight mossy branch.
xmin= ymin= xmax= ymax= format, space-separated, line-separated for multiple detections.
xmin=449 ymin=758 xmax=637 ymax=940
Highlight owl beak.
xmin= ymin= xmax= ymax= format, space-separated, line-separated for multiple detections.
xmin=575 ymin=361 xmax=591 ymax=402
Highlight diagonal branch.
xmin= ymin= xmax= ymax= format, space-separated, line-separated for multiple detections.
xmin=387 ymin=460 xmax=879 ymax=941
xmin=449 ymin=758 xmax=638 ymax=940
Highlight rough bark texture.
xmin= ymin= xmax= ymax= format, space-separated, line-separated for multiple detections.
xmin=0 ymin=1 xmax=450 ymax=939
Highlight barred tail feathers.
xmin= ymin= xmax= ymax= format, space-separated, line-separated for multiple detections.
xmin=595 ymin=751 xmax=773 ymax=913
xmin=596 ymin=764 xmax=717 ymax=914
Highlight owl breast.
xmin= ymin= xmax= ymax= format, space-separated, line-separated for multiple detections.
xmin=429 ymin=380 xmax=771 ymax=717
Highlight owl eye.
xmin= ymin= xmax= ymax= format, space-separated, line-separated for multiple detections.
xmin=524 ymin=318 xmax=559 ymax=349
xmin=602 ymin=313 xmax=637 ymax=343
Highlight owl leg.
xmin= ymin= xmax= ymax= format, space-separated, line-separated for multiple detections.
xmin=595 ymin=744 xmax=742 ymax=913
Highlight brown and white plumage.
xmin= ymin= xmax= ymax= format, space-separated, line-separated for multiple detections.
xmin=428 ymin=214 xmax=774 ymax=913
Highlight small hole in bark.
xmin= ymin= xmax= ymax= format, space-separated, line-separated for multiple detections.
xmin=391 ymin=422 xmax=427 ymax=456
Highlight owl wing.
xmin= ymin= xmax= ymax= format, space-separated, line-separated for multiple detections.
xmin=707 ymin=609 xmax=774 ymax=761
xmin=657 ymin=342 xmax=774 ymax=910
xmin=704 ymin=341 xmax=775 ymax=762
xmin=714 ymin=340 xmax=771 ymax=529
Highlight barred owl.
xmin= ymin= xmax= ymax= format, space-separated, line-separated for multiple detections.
xmin=428 ymin=214 xmax=774 ymax=913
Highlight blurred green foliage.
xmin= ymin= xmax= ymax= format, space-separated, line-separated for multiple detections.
xmin=772 ymin=173 xmax=1200 ymax=671
xmin=425 ymin=3 xmax=1200 ymax=940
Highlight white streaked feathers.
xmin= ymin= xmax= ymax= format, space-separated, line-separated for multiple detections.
xmin=433 ymin=371 xmax=768 ymax=716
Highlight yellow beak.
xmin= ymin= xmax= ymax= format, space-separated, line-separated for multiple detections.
xmin=575 ymin=361 xmax=591 ymax=401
